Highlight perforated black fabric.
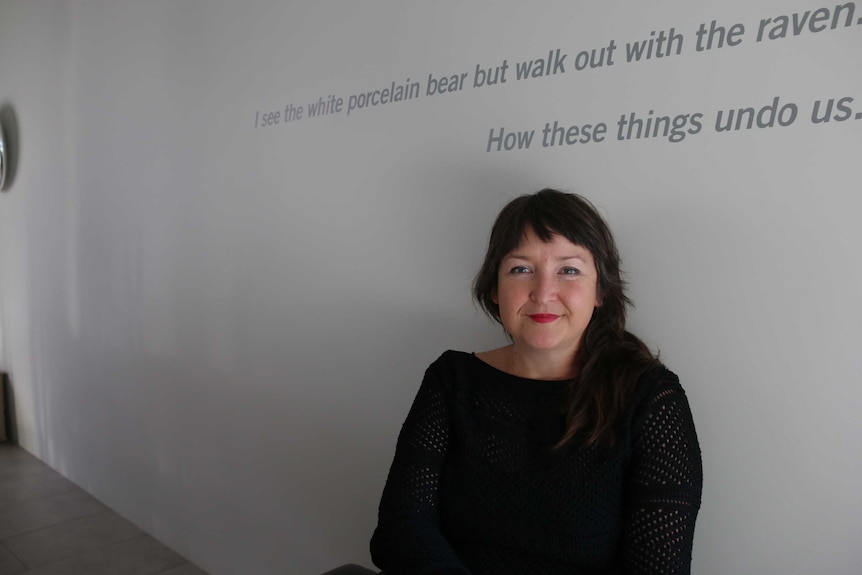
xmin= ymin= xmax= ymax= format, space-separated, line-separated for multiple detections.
xmin=371 ymin=351 xmax=702 ymax=575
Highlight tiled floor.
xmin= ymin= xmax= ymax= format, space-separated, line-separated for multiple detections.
xmin=0 ymin=443 xmax=207 ymax=575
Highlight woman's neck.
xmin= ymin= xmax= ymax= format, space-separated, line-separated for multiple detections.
xmin=477 ymin=344 xmax=577 ymax=380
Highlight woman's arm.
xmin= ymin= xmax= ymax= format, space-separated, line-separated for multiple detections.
xmin=370 ymin=359 xmax=471 ymax=575
xmin=621 ymin=374 xmax=703 ymax=574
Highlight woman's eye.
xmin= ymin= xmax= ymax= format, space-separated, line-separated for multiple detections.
xmin=560 ymin=267 xmax=580 ymax=275
xmin=509 ymin=266 xmax=531 ymax=274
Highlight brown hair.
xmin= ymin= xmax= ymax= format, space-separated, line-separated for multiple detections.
xmin=473 ymin=188 xmax=658 ymax=447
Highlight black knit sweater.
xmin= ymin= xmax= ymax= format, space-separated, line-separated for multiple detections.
xmin=370 ymin=350 xmax=702 ymax=574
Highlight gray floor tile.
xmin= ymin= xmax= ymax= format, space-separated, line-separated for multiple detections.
xmin=23 ymin=535 xmax=187 ymax=575
xmin=0 ymin=446 xmax=208 ymax=575
xmin=0 ymin=449 xmax=55 ymax=482
xmin=4 ymin=510 xmax=143 ymax=568
xmin=0 ymin=543 xmax=26 ymax=575
xmin=0 ymin=490 xmax=106 ymax=539
xmin=0 ymin=474 xmax=80 ymax=511
xmin=159 ymin=564 xmax=209 ymax=575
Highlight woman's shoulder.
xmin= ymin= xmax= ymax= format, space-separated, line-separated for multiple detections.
xmin=631 ymin=363 xmax=685 ymax=404
xmin=421 ymin=350 xmax=475 ymax=386
xmin=427 ymin=349 xmax=475 ymax=371
xmin=628 ymin=363 xmax=696 ymax=431
xmin=638 ymin=362 xmax=681 ymax=389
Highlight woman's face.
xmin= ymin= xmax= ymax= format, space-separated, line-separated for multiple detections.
xmin=494 ymin=228 xmax=601 ymax=357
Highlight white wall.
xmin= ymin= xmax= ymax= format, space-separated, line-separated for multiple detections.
xmin=1 ymin=1 xmax=860 ymax=573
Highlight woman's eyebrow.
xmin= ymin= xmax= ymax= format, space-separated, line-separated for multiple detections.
xmin=558 ymin=255 xmax=587 ymax=262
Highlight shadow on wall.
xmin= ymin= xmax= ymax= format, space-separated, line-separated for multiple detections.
xmin=0 ymin=103 xmax=20 ymax=192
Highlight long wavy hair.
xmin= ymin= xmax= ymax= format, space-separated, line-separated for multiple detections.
xmin=473 ymin=188 xmax=658 ymax=447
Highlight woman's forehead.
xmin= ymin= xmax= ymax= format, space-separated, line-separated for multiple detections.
xmin=504 ymin=229 xmax=595 ymax=261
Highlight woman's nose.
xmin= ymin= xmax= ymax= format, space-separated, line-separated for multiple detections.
xmin=529 ymin=273 xmax=557 ymax=302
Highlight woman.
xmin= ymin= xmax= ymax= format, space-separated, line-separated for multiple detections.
xmin=370 ymin=189 xmax=702 ymax=574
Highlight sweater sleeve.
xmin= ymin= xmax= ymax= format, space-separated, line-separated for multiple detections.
xmin=621 ymin=374 xmax=703 ymax=574
xmin=370 ymin=358 xmax=471 ymax=575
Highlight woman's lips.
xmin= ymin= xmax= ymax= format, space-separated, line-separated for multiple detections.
xmin=528 ymin=314 xmax=559 ymax=324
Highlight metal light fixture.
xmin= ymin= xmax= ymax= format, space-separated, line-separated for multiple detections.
xmin=0 ymin=122 xmax=6 ymax=191
xmin=0 ymin=104 xmax=18 ymax=192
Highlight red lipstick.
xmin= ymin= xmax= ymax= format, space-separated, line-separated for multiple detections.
xmin=528 ymin=314 xmax=559 ymax=324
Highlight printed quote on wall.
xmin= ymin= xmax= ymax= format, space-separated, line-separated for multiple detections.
xmin=252 ymin=3 xmax=861 ymax=151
